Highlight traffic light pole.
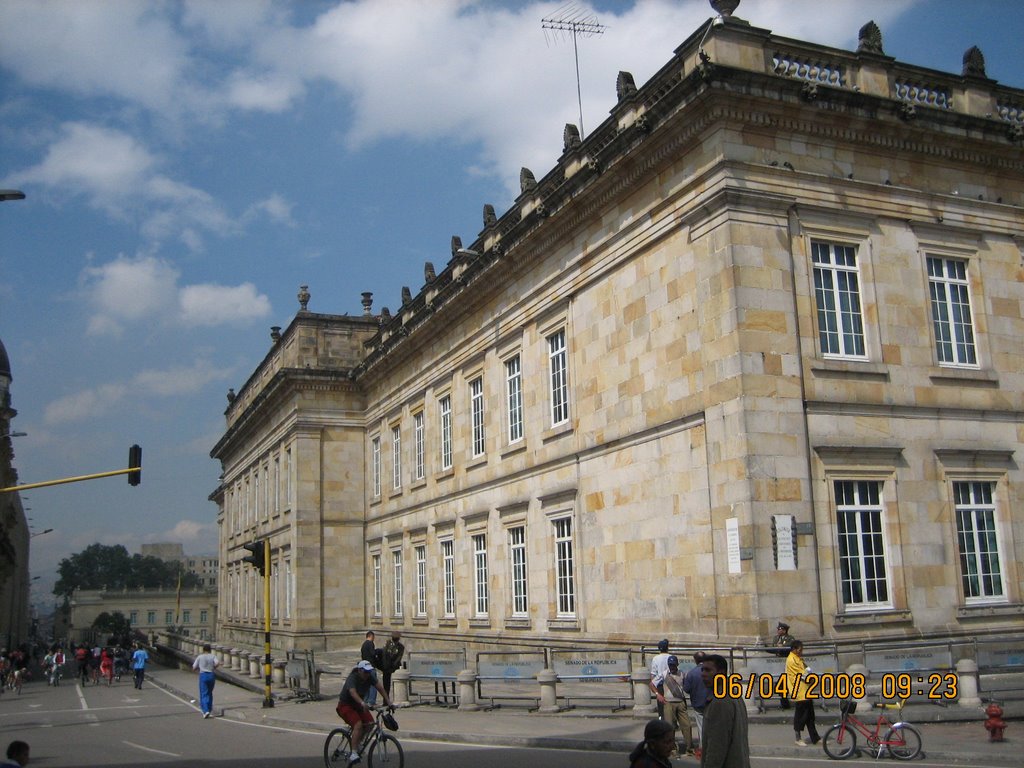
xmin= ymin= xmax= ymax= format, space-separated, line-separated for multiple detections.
xmin=262 ymin=538 xmax=273 ymax=708
xmin=0 ymin=444 xmax=142 ymax=493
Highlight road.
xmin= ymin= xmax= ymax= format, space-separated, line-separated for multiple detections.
xmin=0 ymin=676 xmax=993 ymax=767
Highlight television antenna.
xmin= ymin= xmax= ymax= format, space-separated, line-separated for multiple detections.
xmin=541 ymin=3 xmax=606 ymax=139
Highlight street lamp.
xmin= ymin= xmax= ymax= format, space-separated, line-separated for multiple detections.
xmin=30 ymin=528 xmax=53 ymax=538
xmin=0 ymin=190 xmax=26 ymax=201
xmin=1 ymin=431 xmax=27 ymax=438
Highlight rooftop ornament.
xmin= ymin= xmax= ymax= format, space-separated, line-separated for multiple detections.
xmin=857 ymin=21 xmax=884 ymax=55
xmin=962 ymin=46 xmax=986 ymax=78
xmin=297 ymin=284 xmax=310 ymax=311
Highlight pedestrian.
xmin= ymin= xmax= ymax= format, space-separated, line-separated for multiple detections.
xmin=683 ymin=651 xmax=709 ymax=748
xmin=650 ymin=655 xmax=694 ymax=756
xmin=379 ymin=631 xmax=405 ymax=696
xmin=649 ymin=639 xmax=671 ymax=719
xmin=359 ymin=631 xmax=378 ymax=705
xmin=771 ymin=622 xmax=794 ymax=709
xmin=699 ymin=654 xmax=751 ymax=768
xmin=335 ymin=660 xmax=393 ymax=765
xmin=131 ymin=642 xmax=149 ymax=689
xmin=786 ymin=640 xmax=820 ymax=746
xmin=0 ymin=740 xmax=29 ymax=767
xmin=192 ymin=643 xmax=221 ymax=718
xmin=628 ymin=718 xmax=675 ymax=768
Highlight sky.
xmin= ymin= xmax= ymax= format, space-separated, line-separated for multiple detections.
xmin=2 ymin=0 xmax=1023 ymax=608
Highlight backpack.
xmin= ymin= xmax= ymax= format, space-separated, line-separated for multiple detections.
xmin=75 ymin=647 xmax=88 ymax=662
xmin=373 ymin=648 xmax=384 ymax=669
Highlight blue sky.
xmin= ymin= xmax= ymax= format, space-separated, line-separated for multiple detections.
xmin=2 ymin=0 xmax=1022 ymax=607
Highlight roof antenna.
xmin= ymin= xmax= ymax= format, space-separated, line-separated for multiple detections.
xmin=542 ymin=3 xmax=606 ymax=139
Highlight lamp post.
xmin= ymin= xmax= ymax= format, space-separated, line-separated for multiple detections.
xmin=0 ymin=190 xmax=26 ymax=201
xmin=30 ymin=528 xmax=54 ymax=538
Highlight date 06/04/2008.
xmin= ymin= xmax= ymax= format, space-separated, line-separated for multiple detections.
xmin=712 ymin=672 xmax=959 ymax=701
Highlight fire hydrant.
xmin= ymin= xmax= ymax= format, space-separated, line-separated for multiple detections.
xmin=984 ymin=702 xmax=1007 ymax=742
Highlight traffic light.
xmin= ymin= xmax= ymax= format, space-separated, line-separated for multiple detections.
xmin=242 ymin=540 xmax=266 ymax=575
xmin=128 ymin=444 xmax=142 ymax=486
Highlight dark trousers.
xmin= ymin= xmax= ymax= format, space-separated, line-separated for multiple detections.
xmin=134 ymin=668 xmax=146 ymax=689
xmin=794 ymin=700 xmax=820 ymax=742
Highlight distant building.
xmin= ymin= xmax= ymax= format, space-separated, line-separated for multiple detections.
xmin=211 ymin=2 xmax=1024 ymax=653
xmin=141 ymin=542 xmax=218 ymax=589
xmin=68 ymin=586 xmax=218 ymax=644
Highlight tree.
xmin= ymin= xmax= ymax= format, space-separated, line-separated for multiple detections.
xmin=54 ymin=543 xmax=201 ymax=598
xmin=92 ymin=610 xmax=131 ymax=638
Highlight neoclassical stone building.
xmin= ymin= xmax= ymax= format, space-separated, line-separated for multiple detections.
xmin=210 ymin=2 xmax=1024 ymax=653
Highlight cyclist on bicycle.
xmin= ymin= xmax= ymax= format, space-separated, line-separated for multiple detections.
xmin=336 ymin=660 xmax=394 ymax=764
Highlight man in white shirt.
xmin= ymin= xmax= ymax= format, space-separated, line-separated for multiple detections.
xmin=650 ymin=638 xmax=672 ymax=718
xmin=192 ymin=643 xmax=221 ymax=718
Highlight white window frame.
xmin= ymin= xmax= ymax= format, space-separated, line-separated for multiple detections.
xmin=811 ymin=240 xmax=867 ymax=359
xmin=391 ymin=425 xmax=402 ymax=491
xmin=284 ymin=559 xmax=292 ymax=619
xmin=509 ymin=525 xmax=528 ymax=617
xmin=271 ymin=561 xmax=279 ymax=620
xmin=273 ymin=454 xmax=280 ymax=513
xmin=392 ymin=549 xmax=404 ymax=616
xmin=283 ymin=446 xmax=292 ymax=511
xmin=553 ymin=516 xmax=576 ymax=617
xmin=548 ymin=329 xmax=570 ymax=426
xmin=439 ymin=395 xmax=453 ymax=471
xmin=470 ymin=377 xmax=486 ymax=457
xmin=441 ymin=538 xmax=456 ymax=618
xmin=371 ymin=436 xmax=381 ymax=497
xmin=927 ymin=255 xmax=978 ymax=367
xmin=415 ymin=545 xmax=427 ymax=617
xmin=834 ymin=479 xmax=891 ymax=610
xmin=372 ymin=553 xmax=382 ymax=617
xmin=413 ymin=411 xmax=425 ymax=480
xmin=953 ymin=480 xmax=1006 ymax=604
xmin=473 ymin=533 xmax=489 ymax=617
xmin=505 ymin=355 xmax=523 ymax=443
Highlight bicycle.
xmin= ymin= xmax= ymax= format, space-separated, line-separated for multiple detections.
xmin=822 ymin=699 xmax=922 ymax=760
xmin=324 ymin=706 xmax=403 ymax=768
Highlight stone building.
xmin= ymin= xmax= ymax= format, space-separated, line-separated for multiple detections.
xmin=0 ymin=337 xmax=30 ymax=649
xmin=141 ymin=542 xmax=219 ymax=590
xmin=210 ymin=2 xmax=1024 ymax=653
xmin=67 ymin=586 xmax=218 ymax=645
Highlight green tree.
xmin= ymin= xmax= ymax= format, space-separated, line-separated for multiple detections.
xmin=92 ymin=610 xmax=131 ymax=638
xmin=54 ymin=544 xmax=201 ymax=598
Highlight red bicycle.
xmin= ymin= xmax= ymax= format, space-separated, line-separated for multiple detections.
xmin=822 ymin=699 xmax=922 ymax=760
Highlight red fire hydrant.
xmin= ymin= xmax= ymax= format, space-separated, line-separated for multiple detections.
xmin=984 ymin=702 xmax=1007 ymax=742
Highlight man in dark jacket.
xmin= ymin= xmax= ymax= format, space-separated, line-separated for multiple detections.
xmin=359 ymin=631 xmax=377 ymax=705
xmin=379 ymin=631 xmax=405 ymax=695
xmin=700 ymin=654 xmax=750 ymax=768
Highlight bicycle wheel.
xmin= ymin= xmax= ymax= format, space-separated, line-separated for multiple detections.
xmin=884 ymin=723 xmax=922 ymax=760
xmin=323 ymin=727 xmax=353 ymax=768
xmin=367 ymin=733 xmax=404 ymax=768
xmin=822 ymin=723 xmax=857 ymax=760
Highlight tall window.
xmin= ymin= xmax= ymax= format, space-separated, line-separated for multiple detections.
xmin=415 ymin=545 xmax=427 ymax=617
xmin=413 ymin=412 xmax=425 ymax=480
xmin=548 ymin=329 xmax=570 ymax=425
xmin=284 ymin=559 xmax=292 ymax=619
xmin=262 ymin=464 xmax=269 ymax=518
xmin=439 ymin=396 xmax=452 ymax=470
xmin=182 ymin=609 xmax=191 ymax=624
xmin=553 ymin=517 xmax=576 ymax=616
xmin=273 ymin=454 xmax=280 ymax=513
xmin=254 ymin=469 xmax=260 ymax=519
xmin=392 ymin=550 xmax=404 ymax=616
xmin=509 ymin=526 xmax=528 ymax=617
xmin=954 ymin=481 xmax=1004 ymax=602
xmin=812 ymin=241 xmax=866 ymax=358
xmin=371 ymin=436 xmax=381 ymax=497
xmin=834 ymin=480 xmax=889 ymax=608
xmin=473 ymin=534 xmax=489 ymax=617
xmin=165 ymin=610 xmax=174 ymax=624
xmin=928 ymin=256 xmax=977 ymax=366
xmin=200 ymin=609 xmax=207 ymax=623
xmin=147 ymin=610 xmax=156 ymax=625
xmin=441 ymin=539 xmax=456 ymax=617
xmin=392 ymin=425 xmax=402 ymax=490
xmin=284 ymin=446 xmax=292 ymax=510
xmin=372 ymin=554 xmax=382 ymax=616
xmin=271 ymin=561 xmax=279 ymax=620
xmin=505 ymin=355 xmax=523 ymax=443
xmin=470 ymin=377 xmax=485 ymax=456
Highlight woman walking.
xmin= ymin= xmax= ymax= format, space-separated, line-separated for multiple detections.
xmin=192 ymin=643 xmax=220 ymax=718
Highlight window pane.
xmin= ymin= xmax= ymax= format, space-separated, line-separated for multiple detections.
xmin=834 ymin=480 xmax=889 ymax=609
xmin=954 ymin=481 xmax=1003 ymax=601
xmin=812 ymin=242 xmax=866 ymax=359
xmin=927 ymin=256 xmax=977 ymax=366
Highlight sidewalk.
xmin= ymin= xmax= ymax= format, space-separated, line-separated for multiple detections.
xmin=145 ymin=664 xmax=1020 ymax=766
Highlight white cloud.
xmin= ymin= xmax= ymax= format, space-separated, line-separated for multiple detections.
xmin=244 ymin=193 xmax=297 ymax=227
xmin=81 ymin=254 xmax=271 ymax=335
xmin=178 ymin=283 xmax=272 ymax=328
xmin=44 ymin=383 xmax=129 ymax=426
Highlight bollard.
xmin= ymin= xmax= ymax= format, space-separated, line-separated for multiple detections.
xmin=457 ymin=669 xmax=479 ymax=711
xmin=631 ymin=668 xmax=656 ymax=718
xmin=272 ymin=660 xmax=287 ymax=687
xmin=230 ymin=649 xmax=243 ymax=671
xmin=249 ymin=653 xmax=261 ymax=679
xmin=537 ymin=668 xmax=560 ymax=713
xmin=392 ymin=668 xmax=411 ymax=707
xmin=955 ymin=658 xmax=982 ymax=707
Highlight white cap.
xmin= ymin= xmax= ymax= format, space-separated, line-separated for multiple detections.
xmin=356 ymin=660 xmax=374 ymax=672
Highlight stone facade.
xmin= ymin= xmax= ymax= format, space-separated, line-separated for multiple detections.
xmin=210 ymin=6 xmax=1024 ymax=653
xmin=0 ymin=336 xmax=30 ymax=650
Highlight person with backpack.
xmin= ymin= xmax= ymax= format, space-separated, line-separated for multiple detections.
xmin=378 ymin=632 xmax=405 ymax=696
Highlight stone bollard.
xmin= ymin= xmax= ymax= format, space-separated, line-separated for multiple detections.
xmin=736 ymin=666 xmax=759 ymax=716
xmin=457 ymin=669 xmax=479 ymax=711
xmin=249 ymin=653 xmax=262 ymax=679
xmin=272 ymin=660 xmax=287 ymax=687
xmin=631 ymin=668 xmax=656 ymax=718
xmin=214 ymin=645 xmax=226 ymax=665
xmin=230 ymin=649 xmax=243 ymax=671
xmin=955 ymin=658 xmax=982 ymax=707
xmin=537 ymin=668 xmax=560 ymax=713
xmin=392 ymin=668 xmax=411 ymax=707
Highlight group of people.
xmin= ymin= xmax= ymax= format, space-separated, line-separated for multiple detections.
xmin=58 ymin=641 xmax=148 ymax=688
xmin=638 ymin=645 xmax=750 ymax=768
xmin=0 ymin=647 xmax=30 ymax=693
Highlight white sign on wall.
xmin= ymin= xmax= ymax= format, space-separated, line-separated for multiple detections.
xmin=773 ymin=514 xmax=797 ymax=571
xmin=726 ymin=517 xmax=741 ymax=574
